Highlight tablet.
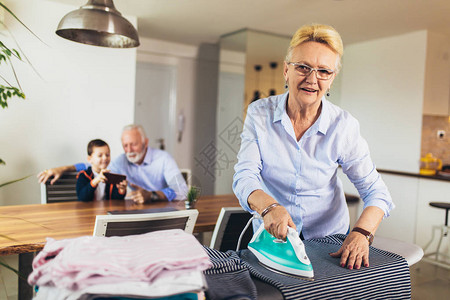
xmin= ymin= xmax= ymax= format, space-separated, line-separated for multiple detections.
xmin=104 ymin=172 xmax=126 ymax=185
xmin=108 ymin=207 xmax=178 ymax=215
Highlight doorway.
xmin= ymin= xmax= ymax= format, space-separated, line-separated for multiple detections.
xmin=134 ymin=62 xmax=177 ymax=154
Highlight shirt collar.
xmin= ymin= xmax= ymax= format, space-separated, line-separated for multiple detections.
xmin=317 ymin=98 xmax=330 ymax=135
xmin=273 ymin=92 xmax=330 ymax=135
xmin=273 ymin=92 xmax=289 ymax=123
xmin=140 ymin=147 xmax=152 ymax=165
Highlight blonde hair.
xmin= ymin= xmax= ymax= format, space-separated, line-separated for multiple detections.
xmin=286 ymin=24 xmax=343 ymax=72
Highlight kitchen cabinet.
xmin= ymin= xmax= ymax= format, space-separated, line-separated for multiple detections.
xmin=422 ymin=32 xmax=450 ymax=116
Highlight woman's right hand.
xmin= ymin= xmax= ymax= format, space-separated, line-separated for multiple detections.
xmin=263 ymin=205 xmax=296 ymax=240
xmin=248 ymin=189 xmax=296 ymax=240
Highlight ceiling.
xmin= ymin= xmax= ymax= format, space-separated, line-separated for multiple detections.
xmin=51 ymin=0 xmax=450 ymax=47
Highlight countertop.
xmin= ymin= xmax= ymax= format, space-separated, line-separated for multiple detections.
xmin=378 ymin=168 xmax=450 ymax=182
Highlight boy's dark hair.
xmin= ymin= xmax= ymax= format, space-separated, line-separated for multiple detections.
xmin=87 ymin=139 xmax=109 ymax=156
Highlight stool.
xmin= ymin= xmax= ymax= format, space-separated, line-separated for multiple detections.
xmin=422 ymin=202 xmax=450 ymax=268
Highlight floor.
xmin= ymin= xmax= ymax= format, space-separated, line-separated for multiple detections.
xmin=0 ymin=255 xmax=18 ymax=300
xmin=410 ymin=260 xmax=450 ymax=299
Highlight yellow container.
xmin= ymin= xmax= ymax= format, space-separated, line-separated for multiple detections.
xmin=419 ymin=153 xmax=442 ymax=175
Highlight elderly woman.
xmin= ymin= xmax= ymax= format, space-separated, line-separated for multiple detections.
xmin=233 ymin=24 xmax=394 ymax=270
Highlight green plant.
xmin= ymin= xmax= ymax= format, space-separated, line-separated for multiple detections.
xmin=186 ymin=186 xmax=201 ymax=204
xmin=0 ymin=174 xmax=34 ymax=279
xmin=0 ymin=2 xmax=41 ymax=163
xmin=0 ymin=259 xmax=19 ymax=276
xmin=0 ymin=2 xmax=38 ymax=284
xmin=0 ymin=175 xmax=39 ymax=293
xmin=0 ymin=174 xmax=32 ymax=188
xmin=1 ymin=256 xmax=24 ymax=296
xmin=0 ymin=2 xmax=30 ymax=108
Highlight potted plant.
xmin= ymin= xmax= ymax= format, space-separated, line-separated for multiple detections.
xmin=0 ymin=2 xmax=38 ymax=291
xmin=185 ymin=186 xmax=201 ymax=209
xmin=0 ymin=2 xmax=29 ymax=106
xmin=1 ymin=1 xmax=39 ymax=164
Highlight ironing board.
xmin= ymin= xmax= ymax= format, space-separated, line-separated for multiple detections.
xmin=203 ymin=234 xmax=411 ymax=300
xmin=240 ymin=234 xmax=411 ymax=300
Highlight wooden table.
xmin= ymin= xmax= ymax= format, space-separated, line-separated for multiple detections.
xmin=0 ymin=194 xmax=239 ymax=255
xmin=0 ymin=194 xmax=239 ymax=299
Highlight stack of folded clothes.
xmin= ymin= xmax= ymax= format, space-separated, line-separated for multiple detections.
xmin=28 ymin=229 xmax=211 ymax=300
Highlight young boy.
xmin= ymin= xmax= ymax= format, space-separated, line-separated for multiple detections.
xmin=76 ymin=139 xmax=127 ymax=202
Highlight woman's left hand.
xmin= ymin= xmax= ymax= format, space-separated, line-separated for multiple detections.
xmin=329 ymin=232 xmax=370 ymax=269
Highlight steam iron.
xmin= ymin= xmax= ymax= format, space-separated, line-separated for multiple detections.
xmin=248 ymin=224 xmax=314 ymax=280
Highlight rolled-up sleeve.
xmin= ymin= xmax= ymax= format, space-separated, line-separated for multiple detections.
xmin=163 ymin=157 xmax=188 ymax=201
xmin=161 ymin=187 xmax=177 ymax=201
xmin=232 ymin=105 xmax=264 ymax=213
xmin=74 ymin=163 xmax=88 ymax=172
xmin=339 ymin=117 xmax=395 ymax=217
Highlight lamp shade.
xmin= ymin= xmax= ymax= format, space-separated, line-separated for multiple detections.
xmin=56 ymin=0 xmax=140 ymax=48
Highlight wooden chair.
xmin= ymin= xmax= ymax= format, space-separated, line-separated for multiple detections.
xmin=40 ymin=171 xmax=78 ymax=204
xmin=93 ymin=209 xmax=199 ymax=237
xmin=180 ymin=168 xmax=192 ymax=189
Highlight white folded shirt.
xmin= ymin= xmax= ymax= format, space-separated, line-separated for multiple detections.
xmin=34 ymin=270 xmax=207 ymax=300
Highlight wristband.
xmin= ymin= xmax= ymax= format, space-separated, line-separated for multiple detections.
xmin=352 ymin=227 xmax=374 ymax=245
xmin=151 ymin=191 xmax=159 ymax=201
xmin=260 ymin=203 xmax=280 ymax=218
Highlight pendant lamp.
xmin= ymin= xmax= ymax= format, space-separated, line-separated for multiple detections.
xmin=56 ymin=0 xmax=140 ymax=48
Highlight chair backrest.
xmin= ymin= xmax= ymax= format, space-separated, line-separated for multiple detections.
xmin=180 ymin=168 xmax=191 ymax=189
xmin=210 ymin=207 xmax=254 ymax=251
xmin=93 ymin=209 xmax=199 ymax=237
xmin=40 ymin=171 xmax=78 ymax=204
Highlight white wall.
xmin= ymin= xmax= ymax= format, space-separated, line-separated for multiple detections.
xmin=214 ymin=71 xmax=245 ymax=194
xmin=0 ymin=0 xmax=136 ymax=205
xmin=135 ymin=62 xmax=177 ymax=153
xmin=337 ymin=31 xmax=428 ymax=242
xmin=340 ymin=31 xmax=427 ymax=173
xmin=423 ymin=32 xmax=450 ymax=116
xmin=137 ymin=38 xmax=225 ymax=194
xmin=136 ymin=37 xmax=198 ymax=175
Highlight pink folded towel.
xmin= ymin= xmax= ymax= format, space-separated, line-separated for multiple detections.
xmin=28 ymin=229 xmax=212 ymax=290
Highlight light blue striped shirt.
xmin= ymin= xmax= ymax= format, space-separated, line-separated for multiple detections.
xmin=109 ymin=148 xmax=188 ymax=201
xmin=233 ymin=92 xmax=394 ymax=239
xmin=75 ymin=148 xmax=187 ymax=201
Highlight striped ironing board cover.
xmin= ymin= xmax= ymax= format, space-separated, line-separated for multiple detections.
xmin=239 ymin=234 xmax=411 ymax=300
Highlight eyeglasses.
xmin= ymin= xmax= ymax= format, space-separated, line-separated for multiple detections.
xmin=287 ymin=62 xmax=335 ymax=80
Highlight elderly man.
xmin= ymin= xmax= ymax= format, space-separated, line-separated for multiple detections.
xmin=38 ymin=124 xmax=188 ymax=203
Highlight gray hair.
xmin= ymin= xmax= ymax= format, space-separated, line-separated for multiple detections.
xmin=122 ymin=124 xmax=147 ymax=143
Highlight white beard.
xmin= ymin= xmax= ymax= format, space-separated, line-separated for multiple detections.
xmin=126 ymin=149 xmax=146 ymax=164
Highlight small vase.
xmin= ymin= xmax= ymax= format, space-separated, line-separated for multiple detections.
xmin=185 ymin=200 xmax=196 ymax=209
